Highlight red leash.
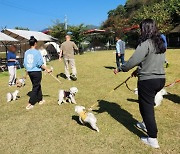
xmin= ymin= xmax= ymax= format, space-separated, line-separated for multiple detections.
xmin=165 ymin=80 xmax=180 ymax=88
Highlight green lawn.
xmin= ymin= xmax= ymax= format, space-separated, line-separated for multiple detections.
xmin=0 ymin=49 xmax=179 ymax=154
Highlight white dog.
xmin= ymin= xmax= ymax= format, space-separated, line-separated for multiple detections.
xmin=154 ymin=89 xmax=167 ymax=107
xmin=134 ymin=88 xmax=167 ymax=107
xmin=16 ymin=78 xmax=26 ymax=88
xmin=75 ymin=106 xmax=99 ymax=132
xmin=7 ymin=90 xmax=19 ymax=102
xmin=58 ymin=87 xmax=78 ymax=105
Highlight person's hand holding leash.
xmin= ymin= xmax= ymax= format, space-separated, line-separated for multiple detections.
xmin=46 ymin=68 xmax=52 ymax=74
xmin=41 ymin=65 xmax=52 ymax=74
xmin=114 ymin=67 xmax=122 ymax=75
xmin=114 ymin=68 xmax=119 ymax=74
xmin=131 ymin=69 xmax=138 ymax=77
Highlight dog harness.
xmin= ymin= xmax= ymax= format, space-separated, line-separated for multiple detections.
xmin=79 ymin=111 xmax=87 ymax=121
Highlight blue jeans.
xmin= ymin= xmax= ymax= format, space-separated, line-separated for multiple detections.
xmin=116 ymin=53 xmax=125 ymax=69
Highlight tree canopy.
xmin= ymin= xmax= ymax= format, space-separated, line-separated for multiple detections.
xmin=102 ymin=0 xmax=180 ymax=34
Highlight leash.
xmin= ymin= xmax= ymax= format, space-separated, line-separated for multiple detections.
xmin=88 ymin=76 xmax=132 ymax=110
xmin=45 ymin=66 xmax=61 ymax=84
xmin=165 ymin=79 xmax=180 ymax=88
xmin=50 ymin=73 xmax=62 ymax=84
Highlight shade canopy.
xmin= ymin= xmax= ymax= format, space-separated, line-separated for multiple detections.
xmin=170 ymin=25 xmax=180 ymax=33
xmin=0 ymin=31 xmax=18 ymax=43
xmin=2 ymin=29 xmax=57 ymax=42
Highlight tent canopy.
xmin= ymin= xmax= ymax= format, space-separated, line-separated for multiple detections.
xmin=2 ymin=29 xmax=57 ymax=42
xmin=0 ymin=31 xmax=18 ymax=44
xmin=170 ymin=25 xmax=180 ymax=33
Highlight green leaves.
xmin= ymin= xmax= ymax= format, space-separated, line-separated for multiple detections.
xmin=102 ymin=0 xmax=179 ymax=34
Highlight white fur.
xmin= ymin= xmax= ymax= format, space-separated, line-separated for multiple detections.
xmin=134 ymin=88 xmax=167 ymax=107
xmin=75 ymin=106 xmax=99 ymax=132
xmin=155 ymin=89 xmax=167 ymax=107
xmin=58 ymin=87 xmax=78 ymax=105
xmin=16 ymin=78 xmax=26 ymax=87
xmin=7 ymin=90 xmax=19 ymax=102
xmin=134 ymin=88 xmax=138 ymax=95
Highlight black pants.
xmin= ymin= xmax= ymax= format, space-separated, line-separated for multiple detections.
xmin=28 ymin=71 xmax=42 ymax=105
xmin=138 ymin=78 xmax=165 ymax=138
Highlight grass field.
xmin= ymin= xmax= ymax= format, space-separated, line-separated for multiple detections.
xmin=0 ymin=49 xmax=180 ymax=154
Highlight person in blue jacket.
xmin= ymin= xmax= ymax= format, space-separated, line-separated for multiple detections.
xmin=7 ymin=45 xmax=17 ymax=86
xmin=24 ymin=36 xmax=51 ymax=110
xmin=161 ymin=34 xmax=169 ymax=68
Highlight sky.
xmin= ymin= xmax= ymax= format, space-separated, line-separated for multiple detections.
xmin=0 ymin=0 xmax=126 ymax=31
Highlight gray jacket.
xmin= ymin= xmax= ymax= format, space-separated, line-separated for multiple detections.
xmin=121 ymin=39 xmax=165 ymax=81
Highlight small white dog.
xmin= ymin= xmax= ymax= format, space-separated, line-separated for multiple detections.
xmin=75 ymin=106 xmax=99 ymax=132
xmin=154 ymin=89 xmax=168 ymax=107
xmin=58 ymin=87 xmax=78 ymax=105
xmin=7 ymin=90 xmax=19 ymax=102
xmin=16 ymin=78 xmax=26 ymax=88
xmin=134 ymin=88 xmax=167 ymax=107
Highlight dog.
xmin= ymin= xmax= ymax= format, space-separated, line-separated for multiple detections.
xmin=7 ymin=90 xmax=19 ymax=102
xmin=154 ymin=89 xmax=168 ymax=107
xmin=75 ymin=106 xmax=99 ymax=132
xmin=16 ymin=78 xmax=26 ymax=88
xmin=134 ymin=88 xmax=167 ymax=107
xmin=58 ymin=87 xmax=78 ymax=105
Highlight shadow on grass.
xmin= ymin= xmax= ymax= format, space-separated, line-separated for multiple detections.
xmin=56 ymin=73 xmax=67 ymax=79
xmin=72 ymin=115 xmax=96 ymax=131
xmin=27 ymin=91 xmax=50 ymax=97
xmin=93 ymin=100 xmax=145 ymax=137
xmin=104 ymin=66 xmax=116 ymax=70
xmin=164 ymin=92 xmax=180 ymax=104
xmin=127 ymin=98 xmax=139 ymax=103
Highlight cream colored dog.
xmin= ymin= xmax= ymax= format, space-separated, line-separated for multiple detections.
xmin=7 ymin=90 xmax=19 ymax=102
xmin=134 ymin=88 xmax=167 ymax=107
xmin=75 ymin=106 xmax=99 ymax=132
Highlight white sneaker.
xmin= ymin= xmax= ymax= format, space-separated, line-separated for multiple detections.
xmin=26 ymin=104 xmax=34 ymax=110
xmin=141 ymin=137 xmax=160 ymax=148
xmin=39 ymin=100 xmax=45 ymax=105
xmin=137 ymin=121 xmax=147 ymax=132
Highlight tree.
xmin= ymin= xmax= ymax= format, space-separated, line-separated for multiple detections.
xmin=68 ymin=24 xmax=87 ymax=47
xmin=108 ymin=5 xmax=126 ymax=17
xmin=102 ymin=0 xmax=179 ymax=47
xmin=132 ymin=2 xmax=172 ymax=33
xmin=49 ymin=20 xmax=66 ymax=43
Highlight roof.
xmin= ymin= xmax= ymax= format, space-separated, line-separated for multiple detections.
xmin=0 ymin=32 xmax=18 ymax=43
xmin=84 ymin=29 xmax=106 ymax=35
xmin=2 ymin=29 xmax=57 ymax=42
xmin=170 ymin=25 xmax=180 ymax=33
xmin=123 ymin=25 xmax=139 ymax=33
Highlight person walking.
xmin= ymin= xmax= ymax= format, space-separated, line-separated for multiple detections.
xmin=7 ymin=45 xmax=17 ymax=86
xmin=115 ymin=36 xmax=125 ymax=70
xmin=161 ymin=34 xmax=169 ymax=68
xmin=24 ymin=36 xmax=51 ymax=110
xmin=59 ymin=35 xmax=78 ymax=81
xmin=114 ymin=19 xmax=166 ymax=148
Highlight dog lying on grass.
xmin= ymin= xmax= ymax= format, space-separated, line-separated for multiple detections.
xmin=134 ymin=88 xmax=167 ymax=107
xmin=75 ymin=106 xmax=99 ymax=132
xmin=7 ymin=90 xmax=19 ymax=102
xmin=58 ymin=87 xmax=78 ymax=105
